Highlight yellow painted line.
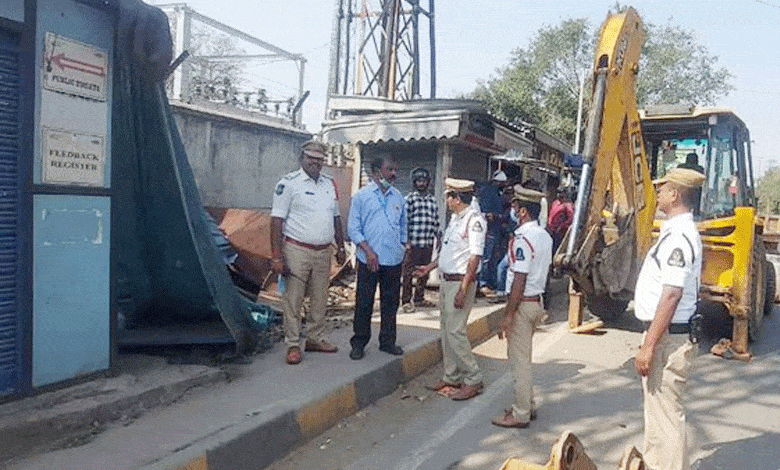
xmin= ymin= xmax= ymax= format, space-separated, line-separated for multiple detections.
xmin=173 ymin=454 xmax=208 ymax=470
xmin=467 ymin=317 xmax=490 ymax=344
xmin=296 ymin=383 xmax=358 ymax=438
xmin=402 ymin=340 xmax=442 ymax=379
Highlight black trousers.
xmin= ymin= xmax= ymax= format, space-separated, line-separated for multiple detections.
xmin=351 ymin=261 xmax=402 ymax=350
xmin=401 ymin=245 xmax=434 ymax=304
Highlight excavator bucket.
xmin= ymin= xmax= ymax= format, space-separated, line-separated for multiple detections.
xmin=498 ymin=431 xmax=645 ymax=470
xmin=499 ymin=431 xmax=596 ymax=470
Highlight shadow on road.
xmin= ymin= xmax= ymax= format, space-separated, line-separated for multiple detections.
xmin=693 ymin=432 xmax=780 ymax=470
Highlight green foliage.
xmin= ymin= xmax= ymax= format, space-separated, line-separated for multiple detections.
xmin=472 ymin=18 xmax=592 ymax=143
xmin=472 ymin=14 xmax=733 ymax=144
xmin=756 ymin=167 xmax=780 ymax=214
xmin=638 ymin=23 xmax=734 ymax=105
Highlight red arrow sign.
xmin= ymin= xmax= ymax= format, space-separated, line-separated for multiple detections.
xmin=50 ymin=52 xmax=106 ymax=77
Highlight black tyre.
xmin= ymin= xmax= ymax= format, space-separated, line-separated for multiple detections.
xmin=586 ymin=293 xmax=629 ymax=321
xmin=749 ymin=249 xmax=766 ymax=342
xmin=765 ymin=260 xmax=776 ymax=316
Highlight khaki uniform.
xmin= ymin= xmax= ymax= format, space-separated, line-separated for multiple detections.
xmin=634 ymin=212 xmax=702 ymax=470
xmin=506 ymin=220 xmax=552 ymax=421
xmin=438 ymin=205 xmax=486 ymax=386
xmin=271 ymin=169 xmax=340 ymax=348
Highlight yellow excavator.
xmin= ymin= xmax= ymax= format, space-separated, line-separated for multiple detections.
xmin=505 ymin=6 xmax=773 ymax=468
xmin=554 ymin=7 xmax=773 ymax=356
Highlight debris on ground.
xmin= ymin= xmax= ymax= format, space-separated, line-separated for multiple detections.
xmin=710 ymin=338 xmax=752 ymax=362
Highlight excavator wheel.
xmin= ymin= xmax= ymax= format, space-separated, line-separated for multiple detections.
xmin=764 ymin=259 xmax=775 ymax=316
xmin=585 ymin=293 xmax=629 ymax=322
xmin=749 ymin=247 xmax=767 ymax=342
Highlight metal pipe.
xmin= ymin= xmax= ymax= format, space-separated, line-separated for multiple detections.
xmin=343 ymin=0 xmax=353 ymax=95
xmin=327 ymin=0 xmax=343 ymax=96
xmin=428 ymin=0 xmax=436 ymax=98
xmin=565 ymin=162 xmax=591 ymax=261
xmin=565 ymin=70 xmax=607 ymax=263
xmin=411 ymin=0 xmax=420 ymax=97
xmin=165 ymin=50 xmax=190 ymax=79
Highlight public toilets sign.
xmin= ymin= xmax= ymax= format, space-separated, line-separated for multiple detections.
xmin=43 ymin=32 xmax=108 ymax=102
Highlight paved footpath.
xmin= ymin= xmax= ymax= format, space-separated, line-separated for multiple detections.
xmin=266 ymin=300 xmax=780 ymax=470
xmin=5 ymin=285 xmax=780 ymax=470
xmin=2 ymin=300 xmax=505 ymax=470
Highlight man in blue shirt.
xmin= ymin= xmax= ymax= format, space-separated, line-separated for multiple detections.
xmin=348 ymin=156 xmax=407 ymax=360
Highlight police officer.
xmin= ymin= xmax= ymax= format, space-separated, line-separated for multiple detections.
xmin=633 ymin=168 xmax=704 ymax=470
xmin=417 ymin=178 xmax=486 ymax=401
xmin=271 ymin=140 xmax=346 ymax=365
xmin=492 ymin=185 xmax=552 ymax=428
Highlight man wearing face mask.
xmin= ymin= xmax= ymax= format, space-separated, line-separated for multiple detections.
xmin=347 ymin=156 xmax=407 ymax=360
xmin=271 ymin=140 xmax=347 ymax=365
xmin=492 ymin=185 xmax=552 ymax=428
xmin=401 ymin=167 xmax=441 ymax=313
xmin=494 ymin=185 xmax=519 ymax=301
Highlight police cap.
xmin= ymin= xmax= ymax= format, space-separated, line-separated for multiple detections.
xmin=512 ymin=184 xmax=545 ymax=204
xmin=301 ymin=139 xmax=328 ymax=160
xmin=652 ymin=168 xmax=705 ymax=188
xmin=445 ymin=177 xmax=475 ymax=193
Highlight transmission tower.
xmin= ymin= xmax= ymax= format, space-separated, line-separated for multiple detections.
xmin=327 ymin=0 xmax=436 ymax=108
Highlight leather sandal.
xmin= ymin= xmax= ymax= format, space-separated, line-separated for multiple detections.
xmin=491 ymin=410 xmax=530 ymax=428
xmin=425 ymin=380 xmax=462 ymax=391
xmin=450 ymin=382 xmax=483 ymax=401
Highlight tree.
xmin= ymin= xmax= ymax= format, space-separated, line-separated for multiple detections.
xmin=638 ymin=23 xmax=733 ymax=106
xmin=756 ymin=166 xmax=780 ymax=214
xmin=473 ymin=18 xmax=593 ymax=143
xmin=473 ymin=14 xmax=733 ymax=144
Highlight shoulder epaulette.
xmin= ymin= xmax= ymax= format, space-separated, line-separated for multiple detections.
xmin=283 ymin=169 xmax=302 ymax=180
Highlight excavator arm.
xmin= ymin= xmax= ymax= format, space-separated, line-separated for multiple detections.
xmin=555 ymin=8 xmax=656 ymax=320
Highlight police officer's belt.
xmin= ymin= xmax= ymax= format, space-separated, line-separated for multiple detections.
xmin=285 ymin=237 xmax=331 ymax=251
xmin=442 ymin=273 xmax=464 ymax=281
xmin=641 ymin=321 xmax=689 ymax=335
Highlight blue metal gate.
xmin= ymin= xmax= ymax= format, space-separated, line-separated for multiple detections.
xmin=0 ymin=28 xmax=21 ymax=396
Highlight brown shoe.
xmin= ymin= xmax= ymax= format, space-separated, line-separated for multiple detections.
xmin=304 ymin=340 xmax=338 ymax=353
xmin=286 ymin=346 xmax=302 ymax=365
xmin=491 ymin=410 xmax=529 ymax=428
xmin=425 ymin=380 xmax=462 ymax=392
xmin=450 ymin=382 xmax=483 ymax=401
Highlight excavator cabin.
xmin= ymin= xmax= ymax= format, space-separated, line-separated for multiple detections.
xmin=640 ymin=105 xmax=772 ymax=354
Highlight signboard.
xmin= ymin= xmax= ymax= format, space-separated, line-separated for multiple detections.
xmin=43 ymin=32 xmax=108 ymax=101
xmin=42 ymin=128 xmax=105 ymax=187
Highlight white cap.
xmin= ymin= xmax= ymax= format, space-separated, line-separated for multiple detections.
xmin=491 ymin=170 xmax=507 ymax=182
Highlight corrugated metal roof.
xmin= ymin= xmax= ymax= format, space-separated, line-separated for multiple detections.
xmin=323 ymin=96 xmax=571 ymax=155
xmin=322 ymin=108 xmax=467 ymax=144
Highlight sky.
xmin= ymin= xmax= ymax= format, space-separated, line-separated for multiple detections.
xmin=150 ymin=0 xmax=780 ymax=177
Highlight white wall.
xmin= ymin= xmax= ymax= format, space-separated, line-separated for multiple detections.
xmin=171 ymin=108 xmax=310 ymax=210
